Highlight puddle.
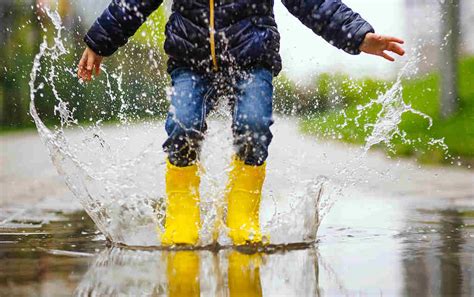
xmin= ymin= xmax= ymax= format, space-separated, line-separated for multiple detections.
xmin=3 ymin=5 xmax=473 ymax=296
xmin=27 ymin=8 xmax=454 ymax=249
xmin=1 ymin=195 xmax=472 ymax=296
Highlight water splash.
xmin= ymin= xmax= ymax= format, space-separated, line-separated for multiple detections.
xmin=357 ymin=57 xmax=433 ymax=152
xmin=29 ymin=9 xmax=450 ymax=248
xmin=29 ymin=9 xmax=324 ymax=247
xmin=307 ymin=53 xmax=452 ymax=221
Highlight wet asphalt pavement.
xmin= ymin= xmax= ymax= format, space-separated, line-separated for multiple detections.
xmin=1 ymin=120 xmax=473 ymax=296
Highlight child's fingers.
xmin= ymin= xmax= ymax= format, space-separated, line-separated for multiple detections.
xmin=78 ymin=53 xmax=87 ymax=79
xmin=386 ymin=36 xmax=404 ymax=44
xmin=388 ymin=42 xmax=405 ymax=56
xmin=80 ymin=69 xmax=91 ymax=81
xmin=94 ymin=60 xmax=101 ymax=76
xmin=79 ymin=67 xmax=90 ymax=81
xmin=380 ymin=51 xmax=395 ymax=62
xmin=86 ymin=55 xmax=95 ymax=72
xmin=85 ymin=55 xmax=96 ymax=81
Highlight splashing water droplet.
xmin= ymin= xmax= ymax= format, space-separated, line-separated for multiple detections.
xmin=28 ymin=9 xmax=452 ymax=248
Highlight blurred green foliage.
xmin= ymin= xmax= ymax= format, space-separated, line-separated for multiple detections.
xmin=300 ymin=56 xmax=474 ymax=164
xmin=273 ymin=72 xmax=387 ymax=116
xmin=0 ymin=1 xmax=40 ymax=130
xmin=0 ymin=2 xmax=168 ymax=132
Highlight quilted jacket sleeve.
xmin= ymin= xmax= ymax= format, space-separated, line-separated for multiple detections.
xmin=281 ymin=0 xmax=374 ymax=54
xmin=84 ymin=0 xmax=163 ymax=56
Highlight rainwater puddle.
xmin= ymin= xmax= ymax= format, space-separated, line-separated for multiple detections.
xmin=7 ymin=6 xmax=472 ymax=296
xmin=26 ymin=9 xmax=446 ymax=248
xmin=1 ymin=194 xmax=472 ymax=296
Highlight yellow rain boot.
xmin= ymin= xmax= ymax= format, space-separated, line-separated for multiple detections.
xmin=167 ymin=251 xmax=200 ymax=297
xmin=226 ymin=157 xmax=266 ymax=245
xmin=161 ymin=160 xmax=200 ymax=246
xmin=228 ymin=251 xmax=263 ymax=297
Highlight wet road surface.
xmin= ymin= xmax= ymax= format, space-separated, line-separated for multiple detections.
xmin=1 ymin=119 xmax=473 ymax=296
xmin=1 ymin=193 xmax=473 ymax=296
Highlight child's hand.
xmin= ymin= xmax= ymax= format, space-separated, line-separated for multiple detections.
xmin=77 ymin=47 xmax=103 ymax=81
xmin=359 ymin=33 xmax=405 ymax=62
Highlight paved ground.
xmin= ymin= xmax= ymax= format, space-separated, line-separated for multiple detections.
xmin=1 ymin=119 xmax=473 ymax=296
xmin=0 ymin=130 xmax=74 ymax=208
xmin=1 ymin=118 xmax=473 ymax=209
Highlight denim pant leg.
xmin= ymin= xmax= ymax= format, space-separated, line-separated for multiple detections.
xmin=233 ymin=68 xmax=274 ymax=166
xmin=163 ymin=68 xmax=212 ymax=167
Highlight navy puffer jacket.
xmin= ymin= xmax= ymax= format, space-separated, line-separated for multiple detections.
xmin=84 ymin=0 xmax=374 ymax=75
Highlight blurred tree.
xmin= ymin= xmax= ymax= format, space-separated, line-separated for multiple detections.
xmin=0 ymin=1 xmax=170 ymax=130
xmin=0 ymin=0 xmax=41 ymax=128
xmin=440 ymin=0 xmax=460 ymax=119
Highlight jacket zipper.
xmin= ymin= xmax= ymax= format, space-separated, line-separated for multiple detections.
xmin=209 ymin=0 xmax=218 ymax=71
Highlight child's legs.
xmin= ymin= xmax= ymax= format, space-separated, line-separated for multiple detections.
xmin=163 ymin=68 xmax=213 ymax=166
xmin=232 ymin=68 xmax=274 ymax=166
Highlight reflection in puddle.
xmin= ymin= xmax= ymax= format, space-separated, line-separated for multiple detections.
xmin=76 ymin=247 xmax=319 ymax=296
xmin=401 ymin=208 xmax=474 ymax=297
xmin=1 ymin=196 xmax=473 ymax=296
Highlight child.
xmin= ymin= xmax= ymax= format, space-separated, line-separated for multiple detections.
xmin=78 ymin=0 xmax=405 ymax=246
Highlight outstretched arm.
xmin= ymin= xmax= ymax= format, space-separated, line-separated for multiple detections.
xmin=281 ymin=0 xmax=405 ymax=61
xmin=282 ymin=0 xmax=374 ymax=54
xmin=78 ymin=0 xmax=162 ymax=80
xmin=84 ymin=0 xmax=162 ymax=56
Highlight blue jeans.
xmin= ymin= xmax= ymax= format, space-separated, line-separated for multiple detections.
xmin=163 ymin=67 xmax=274 ymax=167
